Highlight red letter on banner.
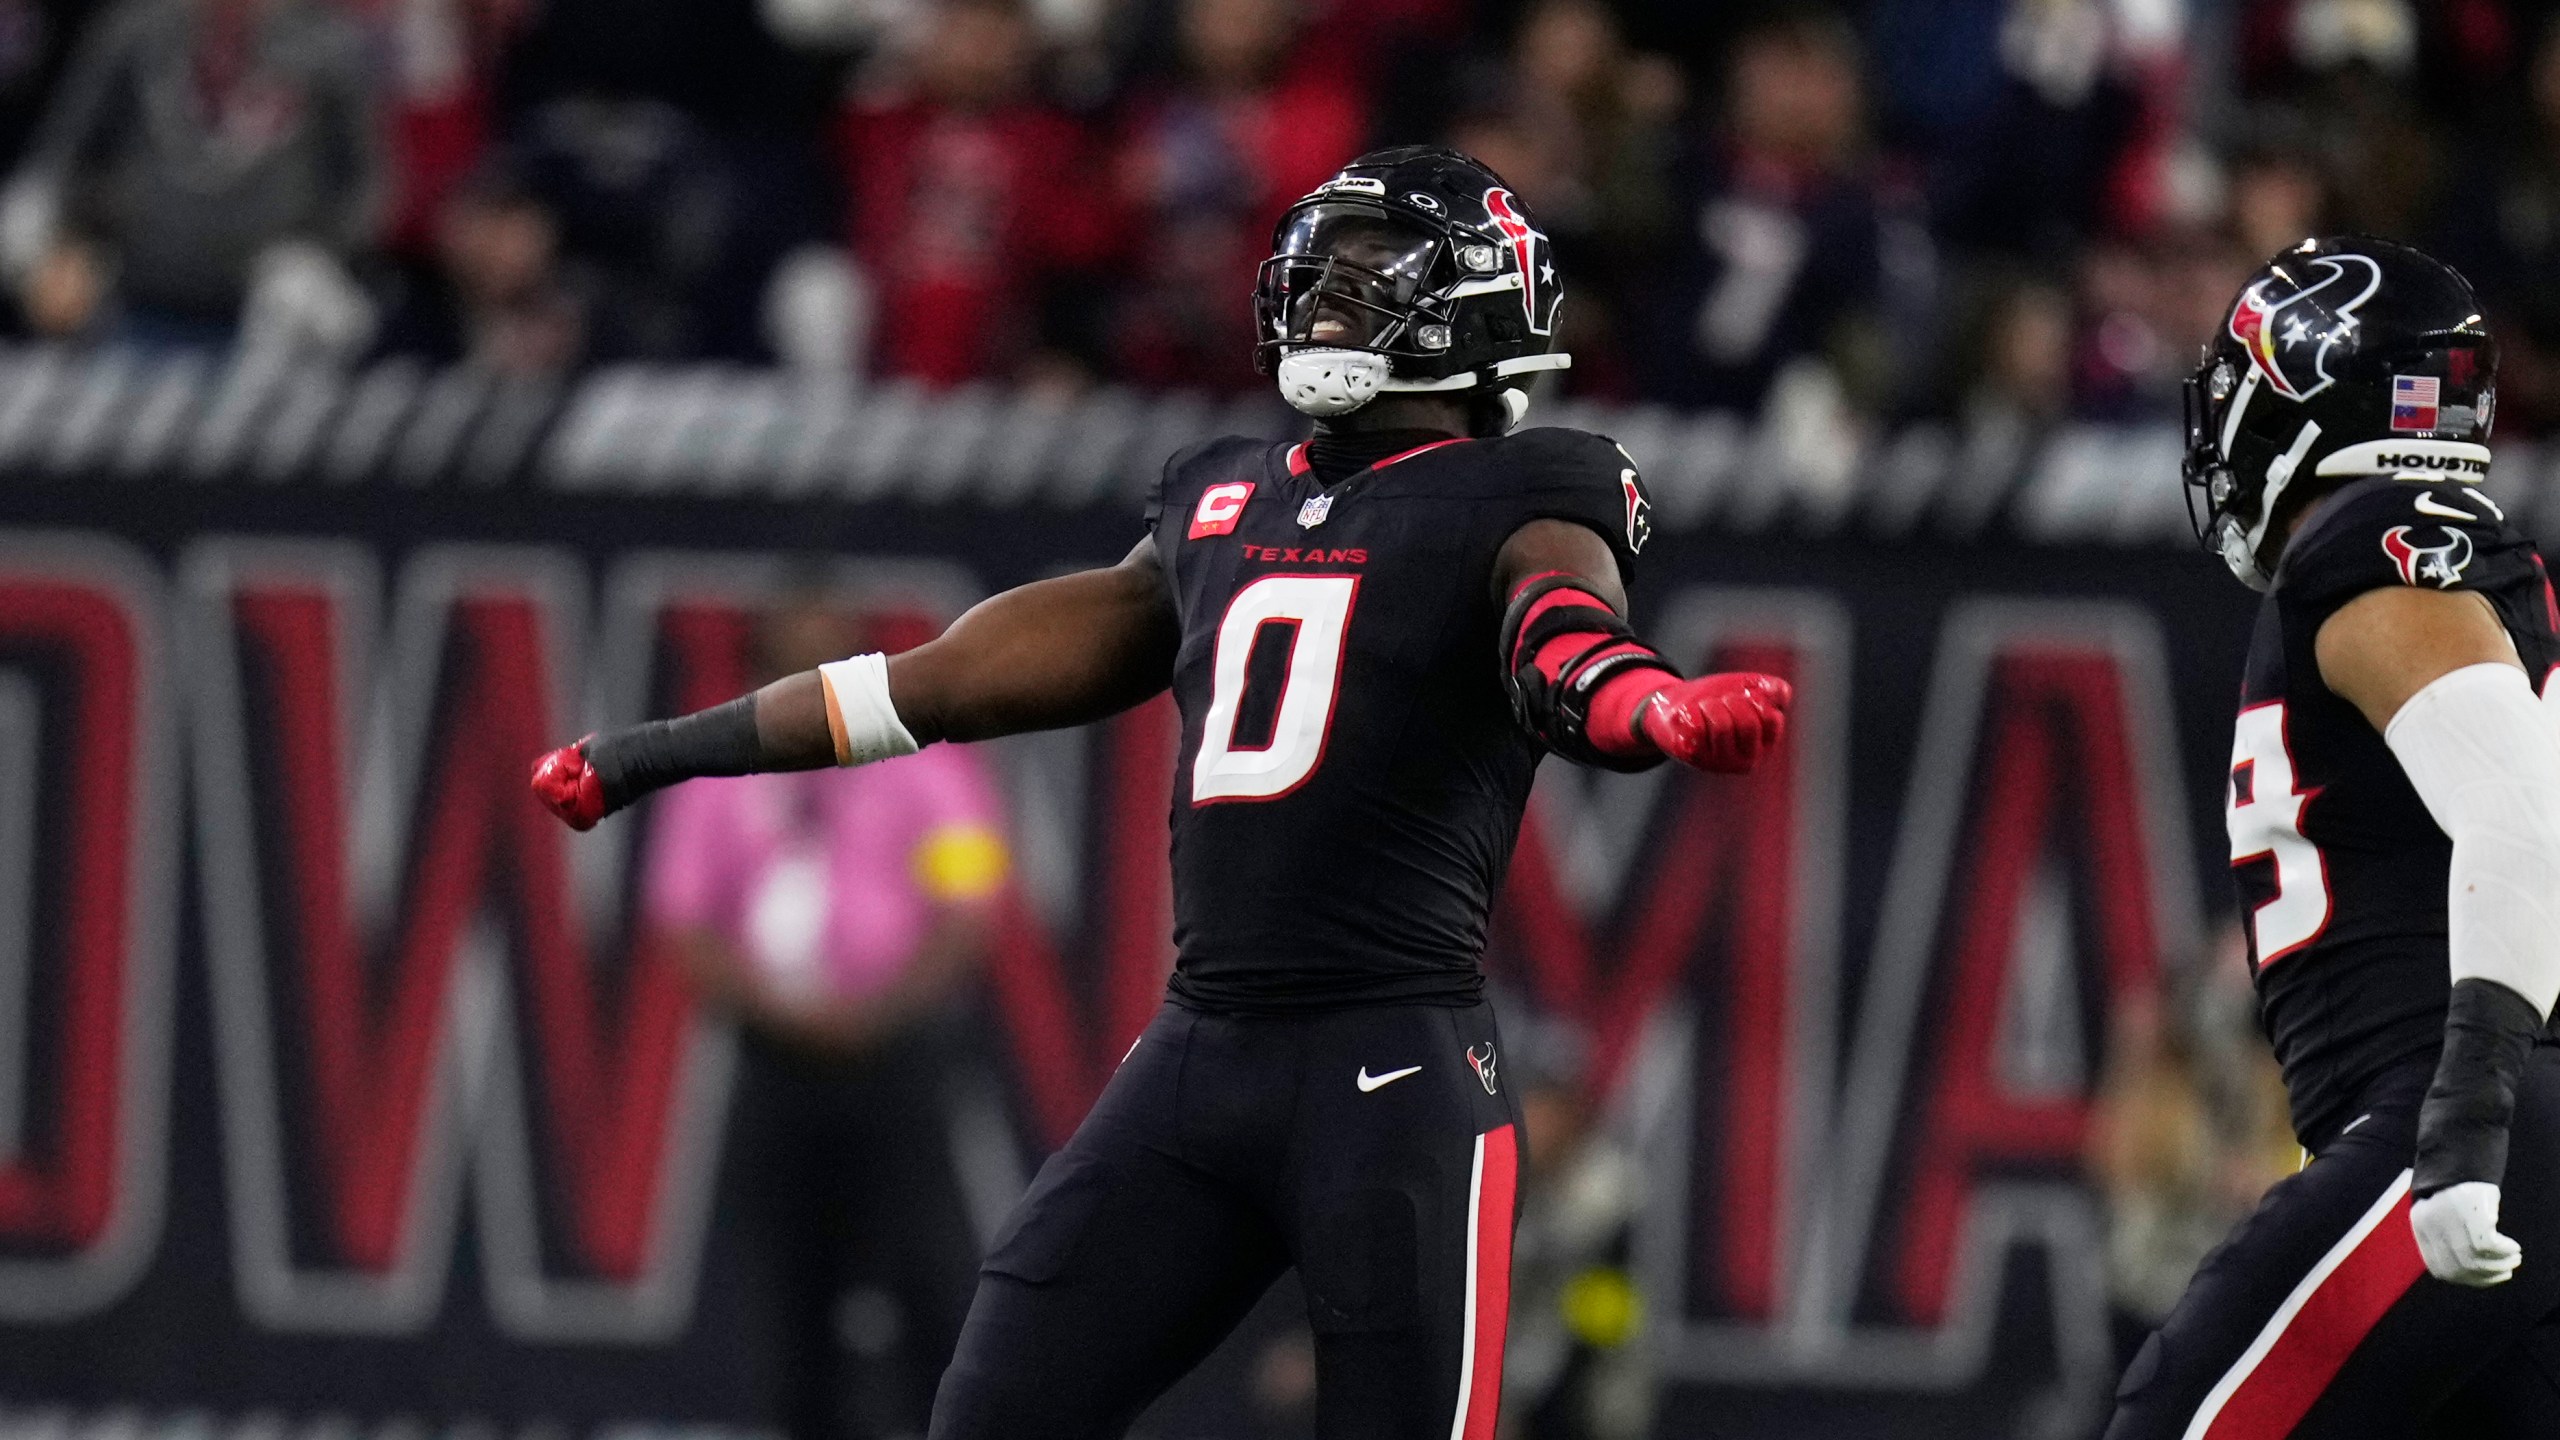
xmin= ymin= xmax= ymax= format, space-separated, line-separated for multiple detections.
xmin=0 ymin=547 xmax=170 ymax=1319
xmin=1891 ymin=650 xmax=2163 ymax=1325
xmin=1498 ymin=634 xmax=1813 ymax=1322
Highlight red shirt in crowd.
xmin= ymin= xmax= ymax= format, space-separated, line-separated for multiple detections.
xmin=838 ymin=98 xmax=1116 ymax=386
xmin=1108 ymin=64 xmax=1366 ymax=391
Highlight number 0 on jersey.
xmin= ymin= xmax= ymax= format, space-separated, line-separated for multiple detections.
xmin=1193 ymin=574 xmax=1360 ymax=803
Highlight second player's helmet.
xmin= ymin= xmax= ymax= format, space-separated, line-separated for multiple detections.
xmin=2185 ymin=236 xmax=2497 ymax=589
xmin=1254 ymin=146 xmax=1571 ymax=432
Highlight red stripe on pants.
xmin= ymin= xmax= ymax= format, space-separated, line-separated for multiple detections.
xmin=1462 ymin=1124 xmax=1518 ymax=1440
xmin=2205 ymin=1191 xmax=2425 ymax=1439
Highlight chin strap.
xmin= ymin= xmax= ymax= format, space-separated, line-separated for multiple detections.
xmin=1276 ymin=348 xmax=1570 ymax=425
xmin=2225 ymin=418 xmax=2324 ymax=589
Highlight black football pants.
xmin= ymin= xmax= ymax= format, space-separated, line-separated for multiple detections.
xmin=2107 ymin=1048 xmax=2560 ymax=1440
xmin=928 ymin=998 xmax=1523 ymax=1440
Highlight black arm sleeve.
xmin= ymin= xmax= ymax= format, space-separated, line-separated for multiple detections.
xmin=2414 ymin=977 xmax=2544 ymax=1195
xmin=583 ymin=696 xmax=764 ymax=813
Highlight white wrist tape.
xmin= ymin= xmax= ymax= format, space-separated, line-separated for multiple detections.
xmin=2385 ymin=662 xmax=2560 ymax=1018
xmin=816 ymin=653 xmax=920 ymax=768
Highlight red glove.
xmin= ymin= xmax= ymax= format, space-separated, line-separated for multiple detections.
xmin=1636 ymin=673 xmax=1792 ymax=774
xmin=531 ymin=739 xmax=608 ymax=831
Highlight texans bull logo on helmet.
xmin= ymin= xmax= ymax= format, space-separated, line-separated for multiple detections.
xmin=1621 ymin=469 xmax=1652 ymax=554
xmin=2228 ymin=253 xmax=2384 ymax=401
xmin=2382 ymin=523 xmax=2476 ymax=588
xmin=1483 ymin=188 xmax=1552 ymax=338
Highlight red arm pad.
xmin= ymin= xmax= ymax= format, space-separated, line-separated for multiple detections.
xmin=1583 ymin=661 xmax=1670 ymax=759
xmin=1500 ymin=571 xmax=1678 ymax=771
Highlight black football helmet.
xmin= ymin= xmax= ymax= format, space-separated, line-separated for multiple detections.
xmin=1253 ymin=146 xmax=1570 ymax=431
xmin=2184 ymin=236 xmax=2497 ymax=589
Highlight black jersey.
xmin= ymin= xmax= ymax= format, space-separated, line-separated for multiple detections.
xmin=1141 ymin=427 xmax=1648 ymax=1012
xmin=2232 ymin=474 xmax=2560 ymax=1146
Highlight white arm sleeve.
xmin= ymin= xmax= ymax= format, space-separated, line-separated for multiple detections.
xmin=817 ymin=653 xmax=920 ymax=767
xmin=2385 ymin=661 xmax=2560 ymax=1018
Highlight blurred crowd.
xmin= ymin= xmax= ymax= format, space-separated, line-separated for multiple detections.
xmin=8 ymin=0 xmax=2560 ymax=431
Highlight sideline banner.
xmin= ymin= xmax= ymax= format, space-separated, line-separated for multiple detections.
xmin=0 ymin=442 xmax=2281 ymax=1439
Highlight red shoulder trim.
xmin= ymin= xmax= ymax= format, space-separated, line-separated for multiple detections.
xmin=1376 ymin=438 xmax=1468 ymax=470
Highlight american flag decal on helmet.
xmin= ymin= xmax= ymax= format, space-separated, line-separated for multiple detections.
xmin=2391 ymin=374 xmax=2440 ymax=432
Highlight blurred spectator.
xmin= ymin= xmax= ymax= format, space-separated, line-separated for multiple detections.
xmin=1636 ymin=12 xmax=1924 ymax=415
xmin=2224 ymin=131 xmax=2331 ymax=264
xmin=1499 ymin=1009 xmax=1648 ymax=1440
xmin=0 ymin=0 xmax=88 ymax=174
xmin=1874 ymin=0 xmax=2152 ymax=258
xmin=363 ymin=0 xmax=536 ymax=256
xmin=2434 ymin=15 xmax=2560 ymax=434
xmin=835 ymin=0 xmax=1114 ymax=387
xmin=2070 ymin=239 xmax=2167 ymax=418
xmin=1962 ymin=273 xmax=2073 ymax=429
xmin=498 ymin=96 xmax=741 ymax=361
xmin=0 ymin=0 xmax=2545 ymax=427
xmin=647 ymin=592 xmax=1009 ymax=1440
xmin=2092 ymin=923 xmax=2295 ymax=1327
xmin=499 ymin=0 xmax=838 ymax=131
xmin=1109 ymin=0 xmax=1367 ymax=392
xmin=1447 ymin=0 xmax=1683 ymax=398
xmin=0 ymin=0 xmax=381 ymax=353
xmin=374 ymin=155 xmax=588 ymax=375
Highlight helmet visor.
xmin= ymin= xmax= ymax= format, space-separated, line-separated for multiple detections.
xmin=1257 ymin=203 xmax=1451 ymax=352
xmin=1273 ymin=203 xmax=1444 ymax=290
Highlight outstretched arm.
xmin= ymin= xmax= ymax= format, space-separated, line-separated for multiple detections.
xmin=534 ymin=540 xmax=1178 ymax=828
xmin=2320 ymin=585 xmax=2560 ymax=1288
xmin=1491 ymin=519 xmax=1791 ymax=774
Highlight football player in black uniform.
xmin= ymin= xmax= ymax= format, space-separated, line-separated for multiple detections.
xmin=2108 ymin=237 xmax=2560 ymax=1438
xmin=528 ymin=147 xmax=1793 ymax=1439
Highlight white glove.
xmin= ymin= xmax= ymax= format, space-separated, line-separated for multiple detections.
xmin=2410 ymin=1181 xmax=2522 ymax=1287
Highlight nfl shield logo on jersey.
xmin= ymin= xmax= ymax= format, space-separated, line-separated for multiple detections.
xmin=1298 ymin=494 xmax=1334 ymax=529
